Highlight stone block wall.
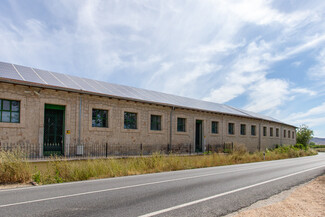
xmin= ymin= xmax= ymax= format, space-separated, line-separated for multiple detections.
xmin=0 ymin=82 xmax=296 ymax=156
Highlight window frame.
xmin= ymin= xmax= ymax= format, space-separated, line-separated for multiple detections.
xmin=228 ymin=123 xmax=235 ymax=135
xmin=211 ymin=121 xmax=219 ymax=134
xmin=270 ymin=127 xmax=273 ymax=137
xmin=150 ymin=114 xmax=162 ymax=131
xmin=240 ymin=124 xmax=246 ymax=135
xmin=284 ymin=129 xmax=287 ymax=138
xmin=251 ymin=125 xmax=256 ymax=136
xmin=124 ymin=111 xmax=138 ymax=130
xmin=0 ymin=99 xmax=20 ymax=123
xmin=276 ymin=128 xmax=279 ymax=137
xmin=263 ymin=126 xmax=267 ymax=137
xmin=91 ymin=108 xmax=108 ymax=128
xmin=177 ymin=117 xmax=186 ymax=132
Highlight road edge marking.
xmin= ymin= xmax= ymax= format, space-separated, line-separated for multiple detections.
xmin=0 ymin=165 xmax=275 ymax=208
xmin=139 ymin=164 xmax=325 ymax=217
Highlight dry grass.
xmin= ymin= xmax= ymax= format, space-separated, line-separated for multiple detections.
xmin=0 ymin=146 xmax=317 ymax=185
xmin=31 ymin=147 xmax=317 ymax=185
xmin=0 ymin=150 xmax=31 ymax=184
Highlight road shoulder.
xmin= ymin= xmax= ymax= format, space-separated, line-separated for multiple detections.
xmin=226 ymin=174 xmax=325 ymax=217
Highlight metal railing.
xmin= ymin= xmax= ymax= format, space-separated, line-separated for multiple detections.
xmin=0 ymin=142 xmax=234 ymax=160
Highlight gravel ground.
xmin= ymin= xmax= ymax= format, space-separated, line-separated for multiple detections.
xmin=227 ymin=174 xmax=325 ymax=217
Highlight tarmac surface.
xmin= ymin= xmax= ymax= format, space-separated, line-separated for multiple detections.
xmin=0 ymin=153 xmax=324 ymax=217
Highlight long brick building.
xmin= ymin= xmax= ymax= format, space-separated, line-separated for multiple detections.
xmin=0 ymin=61 xmax=296 ymax=157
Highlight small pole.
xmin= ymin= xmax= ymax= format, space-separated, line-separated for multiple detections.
xmin=263 ymin=152 xmax=265 ymax=160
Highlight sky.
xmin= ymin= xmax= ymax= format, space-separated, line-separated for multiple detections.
xmin=0 ymin=0 xmax=325 ymax=137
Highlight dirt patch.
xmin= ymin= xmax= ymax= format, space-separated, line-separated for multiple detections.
xmin=227 ymin=175 xmax=325 ymax=217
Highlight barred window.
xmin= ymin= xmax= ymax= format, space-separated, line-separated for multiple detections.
xmin=124 ymin=112 xmax=137 ymax=129
xmin=270 ymin=127 xmax=273 ymax=137
xmin=0 ymin=99 xmax=20 ymax=123
xmin=211 ymin=121 xmax=218 ymax=134
xmin=150 ymin=115 xmax=161 ymax=131
xmin=177 ymin=118 xmax=186 ymax=132
xmin=263 ymin=127 xmax=267 ymax=136
xmin=276 ymin=128 xmax=279 ymax=137
xmin=284 ymin=129 xmax=287 ymax=138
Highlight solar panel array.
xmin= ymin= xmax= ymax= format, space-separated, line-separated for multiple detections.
xmin=0 ymin=61 xmax=287 ymax=124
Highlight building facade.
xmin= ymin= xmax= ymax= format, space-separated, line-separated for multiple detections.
xmin=0 ymin=62 xmax=296 ymax=157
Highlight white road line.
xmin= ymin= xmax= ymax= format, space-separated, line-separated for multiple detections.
xmin=0 ymin=165 xmax=282 ymax=208
xmin=139 ymin=164 xmax=325 ymax=217
xmin=0 ymin=156 xmax=323 ymax=193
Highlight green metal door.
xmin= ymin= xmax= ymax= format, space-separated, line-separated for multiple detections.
xmin=195 ymin=120 xmax=203 ymax=152
xmin=43 ymin=104 xmax=65 ymax=156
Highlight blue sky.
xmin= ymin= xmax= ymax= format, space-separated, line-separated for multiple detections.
xmin=0 ymin=0 xmax=325 ymax=137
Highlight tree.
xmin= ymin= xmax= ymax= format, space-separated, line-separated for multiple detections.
xmin=296 ymin=125 xmax=314 ymax=148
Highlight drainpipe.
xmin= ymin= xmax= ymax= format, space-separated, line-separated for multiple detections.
xmin=170 ymin=107 xmax=175 ymax=151
xmin=78 ymin=96 xmax=82 ymax=145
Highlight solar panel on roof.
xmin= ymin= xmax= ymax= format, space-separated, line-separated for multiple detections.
xmin=69 ymin=75 xmax=97 ymax=92
xmin=0 ymin=61 xmax=293 ymax=126
xmin=50 ymin=72 xmax=81 ymax=90
xmin=14 ymin=64 xmax=46 ymax=84
xmin=33 ymin=68 xmax=63 ymax=87
xmin=0 ymin=62 xmax=22 ymax=80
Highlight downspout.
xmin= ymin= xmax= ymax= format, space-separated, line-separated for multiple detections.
xmin=78 ymin=95 xmax=82 ymax=145
xmin=170 ymin=106 xmax=175 ymax=151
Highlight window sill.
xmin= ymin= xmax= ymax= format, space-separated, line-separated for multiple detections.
xmin=121 ymin=128 xmax=140 ymax=133
xmin=89 ymin=126 xmax=112 ymax=132
xmin=0 ymin=122 xmax=24 ymax=128
xmin=148 ymin=130 xmax=166 ymax=134
xmin=175 ymin=131 xmax=189 ymax=135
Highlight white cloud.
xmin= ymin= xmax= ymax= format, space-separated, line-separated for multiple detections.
xmin=308 ymin=48 xmax=325 ymax=80
xmin=286 ymin=102 xmax=325 ymax=120
xmin=291 ymin=88 xmax=317 ymax=96
xmin=1 ymin=0 xmax=325 ymax=135
xmin=244 ymin=79 xmax=290 ymax=112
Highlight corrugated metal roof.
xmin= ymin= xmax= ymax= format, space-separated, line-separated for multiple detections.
xmin=0 ymin=61 xmax=292 ymax=126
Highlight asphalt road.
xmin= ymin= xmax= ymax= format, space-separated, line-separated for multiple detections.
xmin=1 ymin=153 xmax=324 ymax=217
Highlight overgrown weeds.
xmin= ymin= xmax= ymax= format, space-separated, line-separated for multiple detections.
xmin=0 ymin=145 xmax=318 ymax=185
xmin=0 ymin=149 xmax=31 ymax=184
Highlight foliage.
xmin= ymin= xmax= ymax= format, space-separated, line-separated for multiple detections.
xmin=30 ymin=147 xmax=316 ymax=185
xmin=0 ymin=149 xmax=31 ymax=184
xmin=296 ymin=125 xmax=314 ymax=148
xmin=309 ymin=142 xmax=316 ymax=146
xmin=0 ymin=145 xmax=317 ymax=185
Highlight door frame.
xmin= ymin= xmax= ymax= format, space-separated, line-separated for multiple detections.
xmin=195 ymin=119 xmax=203 ymax=152
xmin=43 ymin=104 xmax=65 ymax=156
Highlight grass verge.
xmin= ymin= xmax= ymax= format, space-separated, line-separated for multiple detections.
xmin=0 ymin=145 xmax=317 ymax=185
xmin=0 ymin=149 xmax=31 ymax=184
